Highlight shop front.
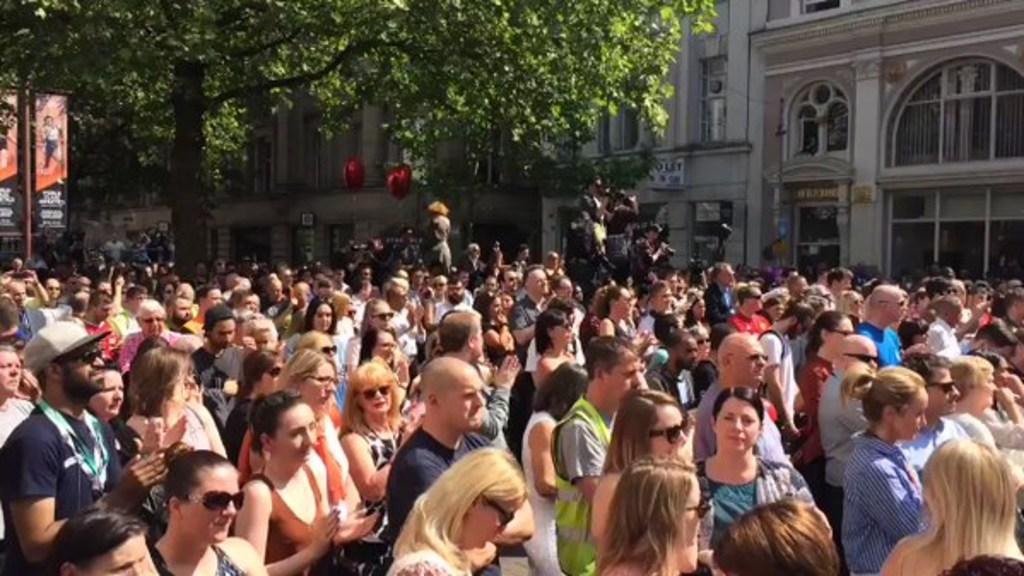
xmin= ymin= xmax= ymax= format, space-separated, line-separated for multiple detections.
xmin=887 ymin=188 xmax=1024 ymax=279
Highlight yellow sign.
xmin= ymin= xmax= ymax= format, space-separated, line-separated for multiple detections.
xmin=852 ymin=185 xmax=876 ymax=204
xmin=794 ymin=187 xmax=840 ymax=201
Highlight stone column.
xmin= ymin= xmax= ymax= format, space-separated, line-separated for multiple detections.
xmin=849 ymin=56 xmax=883 ymax=268
xmin=361 ymin=105 xmax=384 ymax=184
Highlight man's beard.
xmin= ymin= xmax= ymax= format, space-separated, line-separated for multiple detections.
xmin=447 ymin=293 xmax=462 ymax=305
xmin=62 ymin=363 xmax=101 ymax=405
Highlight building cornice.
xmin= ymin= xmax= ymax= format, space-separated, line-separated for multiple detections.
xmin=751 ymin=0 xmax=1020 ymax=52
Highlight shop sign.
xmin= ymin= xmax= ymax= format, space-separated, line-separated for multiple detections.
xmin=794 ymin=186 xmax=839 ymax=201
xmin=649 ymin=157 xmax=685 ymax=190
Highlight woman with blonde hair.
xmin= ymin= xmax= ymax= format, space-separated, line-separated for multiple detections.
xmin=127 ymin=346 xmax=226 ymax=456
xmin=882 ymin=440 xmax=1022 ymax=576
xmin=591 ymin=390 xmax=691 ymax=545
xmin=340 ymin=361 xmax=405 ymax=572
xmin=713 ymin=500 xmax=839 ymax=576
xmin=598 ymin=457 xmax=703 ymax=576
xmin=389 ymin=448 xmax=527 ymax=576
xmin=949 ymin=355 xmax=1024 ymax=457
xmin=842 ymin=366 xmax=928 ymax=576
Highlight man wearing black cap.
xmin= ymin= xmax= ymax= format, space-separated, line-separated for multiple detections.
xmin=0 ymin=322 xmax=164 ymax=575
xmin=192 ymin=305 xmax=236 ymax=430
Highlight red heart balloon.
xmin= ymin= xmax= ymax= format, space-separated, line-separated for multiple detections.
xmin=344 ymin=157 xmax=365 ymax=190
xmin=388 ymin=164 xmax=412 ymax=200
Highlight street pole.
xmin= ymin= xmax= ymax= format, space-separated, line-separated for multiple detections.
xmin=21 ymin=89 xmax=32 ymax=260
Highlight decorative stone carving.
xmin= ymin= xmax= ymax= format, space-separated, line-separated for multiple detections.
xmin=885 ymin=61 xmax=907 ymax=84
xmin=855 ymin=59 xmax=881 ymax=80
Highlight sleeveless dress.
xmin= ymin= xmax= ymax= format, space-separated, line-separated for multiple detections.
xmin=340 ymin=431 xmax=398 ymax=576
xmin=149 ymin=543 xmax=246 ymax=576
xmin=520 ymin=411 xmax=561 ymax=576
xmin=250 ymin=465 xmax=328 ymax=576
xmin=386 ymin=550 xmax=469 ymax=576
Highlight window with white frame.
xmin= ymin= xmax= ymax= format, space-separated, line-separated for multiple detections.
xmin=803 ymin=0 xmax=840 ymax=14
xmin=792 ymin=82 xmax=849 ymax=157
xmin=701 ymin=57 xmax=727 ymax=143
xmin=597 ymin=108 xmax=640 ymax=153
xmin=890 ymin=60 xmax=1024 ymax=167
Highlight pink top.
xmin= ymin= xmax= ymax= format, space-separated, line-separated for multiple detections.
xmin=118 ymin=331 xmax=182 ymax=373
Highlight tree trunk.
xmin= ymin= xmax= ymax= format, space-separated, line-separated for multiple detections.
xmin=169 ymin=61 xmax=207 ymax=276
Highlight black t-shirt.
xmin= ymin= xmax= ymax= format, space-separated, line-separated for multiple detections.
xmin=0 ymin=410 xmax=121 ymax=575
xmin=223 ymin=397 xmax=253 ymax=465
xmin=383 ymin=428 xmax=490 ymax=545
xmin=193 ymin=347 xmax=230 ymax=431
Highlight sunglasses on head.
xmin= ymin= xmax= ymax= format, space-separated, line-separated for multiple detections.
xmin=193 ymin=490 xmax=245 ymax=511
xmin=845 ymin=352 xmax=879 ymax=365
xmin=481 ymin=496 xmax=515 ymax=527
xmin=648 ymin=422 xmax=689 ymax=444
xmin=361 ymin=386 xmax=391 ymax=401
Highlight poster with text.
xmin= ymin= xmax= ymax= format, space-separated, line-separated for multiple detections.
xmin=34 ymin=94 xmax=67 ymax=230
xmin=0 ymin=93 xmax=19 ymax=235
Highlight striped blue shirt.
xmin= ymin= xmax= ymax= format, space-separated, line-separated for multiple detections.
xmin=842 ymin=434 xmax=923 ymax=573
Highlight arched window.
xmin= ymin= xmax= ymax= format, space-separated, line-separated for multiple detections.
xmin=890 ymin=60 xmax=1024 ymax=166
xmin=792 ymin=82 xmax=849 ymax=157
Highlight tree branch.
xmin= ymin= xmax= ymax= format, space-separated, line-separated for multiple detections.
xmin=225 ymin=28 xmax=303 ymax=60
xmin=208 ymin=38 xmax=401 ymax=106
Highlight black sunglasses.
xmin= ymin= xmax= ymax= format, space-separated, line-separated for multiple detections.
xmin=845 ymin=352 xmax=879 ymax=365
xmin=649 ymin=422 xmax=689 ymax=444
xmin=482 ymin=497 xmax=515 ymax=527
xmin=60 ymin=348 xmax=102 ymax=366
xmin=927 ymin=380 xmax=957 ymax=395
xmin=267 ymin=366 xmax=283 ymax=377
xmin=193 ymin=490 xmax=245 ymax=511
xmin=361 ymin=386 xmax=391 ymax=401
xmin=321 ymin=346 xmax=338 ymax=356
xmin=374 ymin=312 xmax=395 ymax=320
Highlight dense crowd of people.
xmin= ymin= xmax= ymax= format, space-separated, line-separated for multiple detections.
xmin=2 ymin=189 xmax=1024 ymax=576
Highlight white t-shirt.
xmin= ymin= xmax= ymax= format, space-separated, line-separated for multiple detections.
xmin=760 ymin=331 xmax=797 ymax=416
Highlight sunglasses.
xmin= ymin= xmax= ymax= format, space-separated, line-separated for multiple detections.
xmin=321 ymin=345 xmax=338 ymax=356
xmin=695 ymin=338 xmax=709 ymax=345
xmin=267 ymin=366 xmax=283 ymax=377
xmin=481 ymin=497 xmax=515 ymax=527
xmin=193 ymin=490 xmax=245 ymax=511
xmin=927 ymin=380 xmax=957 ymax=395
xmin=649 ymin=422 xmax=689 ymax=444
xmin=361 ymin=386 xmax=391 ymax=401
xmin=829 ymin=328 xmax=854 ymax=336
xmin=60 ymin=348 xmax=102 ymax=366
xmin=374 ymin=312 xmax=395 ymax=321
xmin=844 ymin=352 xmax=879 ymax=365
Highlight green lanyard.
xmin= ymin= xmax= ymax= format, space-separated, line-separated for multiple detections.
xmin=38 ymin=401 xmax=109 ymax=493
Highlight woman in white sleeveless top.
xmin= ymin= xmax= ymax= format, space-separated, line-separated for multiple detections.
xmin=520 ymin=363 xmax=588 ymax=576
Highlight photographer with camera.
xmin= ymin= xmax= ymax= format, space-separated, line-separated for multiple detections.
xmin=631 ymin=224 xmax=674 ymax=288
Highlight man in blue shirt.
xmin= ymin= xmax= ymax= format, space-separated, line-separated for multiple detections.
xmin=0 ymin=322 xmax=163 ymax=575
xmin=900 ymin=354 xmax=969 ymax=476
xmin=858 ymin=284 xmax=906 ymax=367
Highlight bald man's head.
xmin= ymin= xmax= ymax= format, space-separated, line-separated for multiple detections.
xmin=835 ymin=334 xmax=879 ymax=372
xmin=420 ymin=357 xmax=486 ymax=436
xmin=866 ymin=284 xmax=906 ymax=327
xmin=717 ymin=333 xmax=767 ymax=388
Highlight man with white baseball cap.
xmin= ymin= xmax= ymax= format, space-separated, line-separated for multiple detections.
xmin=0 ymin=322 xmax=163 ymax=575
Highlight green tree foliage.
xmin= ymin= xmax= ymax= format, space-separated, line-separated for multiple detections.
xmin=0 ymin=0 xmax=716 ymax=268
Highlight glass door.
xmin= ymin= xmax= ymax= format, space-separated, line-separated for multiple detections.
xmin=796 ymin=205 xmax=840 ymax=276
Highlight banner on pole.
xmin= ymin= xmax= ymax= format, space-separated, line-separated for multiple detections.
xmin=34 ymin=94 xmax=68 ymax=230
xmin=0 ymin=92 xmax=19 ymax=235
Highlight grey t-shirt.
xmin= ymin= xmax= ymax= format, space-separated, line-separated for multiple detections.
xmin=556 ymin=417 xmax=608 ymax=483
